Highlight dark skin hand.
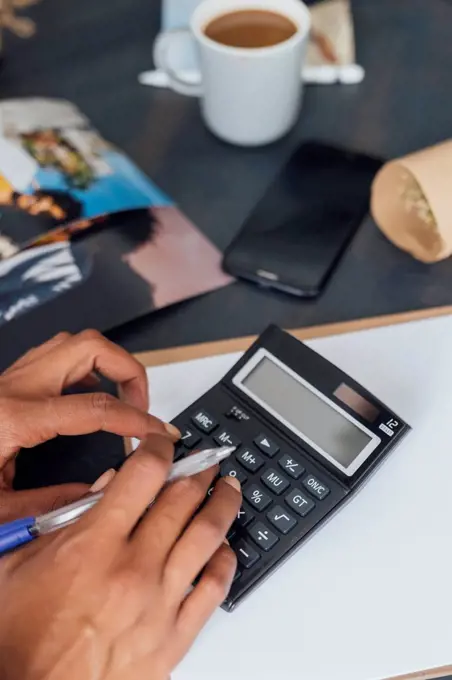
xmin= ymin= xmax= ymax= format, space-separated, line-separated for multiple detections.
xmin=0 ymin=329 xmax=180 ymax=522
xmin=0 ymin=331 xmax=241 ymax=679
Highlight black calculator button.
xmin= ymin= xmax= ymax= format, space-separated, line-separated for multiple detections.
xmin=227 ymin=526 xmax=237 ymax=541
xmin=214 ymin=429 xmax=241 ymax=449
xmin=236 ymin=506 xmax=254 ymax=528
xmin=233 ymin=569 xmax=241 ymax=583
xmin=226 ymin=405 xmax=251 ymax=422
xmin=220 ymin=460 xmax=248 ymax=484
xmin=192 ymin=410 xmax=218 ymax=434
xmin=234 ymin=539 xmax=260 ymax=569
xmin=278 ymin=454 xmax=304 ymax=479
xmin=244 ymin=483 xmax=272 ymax=511
xmin=285 ymin=488 xmax=315 ymax=517
xmin=302 ymin=474 xmax=330 ymax=500
xmin=174 ymin=445 xmax=186 ymax=462
xmin=267 ymin=506 xmax=297 ymax=535
xmin=236 ymin=447 xmax=264 ymax=472
xmin=180 ymin=427 xmax=201 ymax=449
xmin=248 ymin=522 xmax=279 ymax=552
xmin=261 ymin=468 xmax=290 ymax=495
xmin=254 ymin=434 xmax=279 ymax=457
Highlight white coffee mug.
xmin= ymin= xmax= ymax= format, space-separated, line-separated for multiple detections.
xmin=154 ymin=0 xmax=311 ymax=146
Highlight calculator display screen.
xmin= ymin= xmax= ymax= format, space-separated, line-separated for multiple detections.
xmin=235 ymin=352 xmax=380 ymax=475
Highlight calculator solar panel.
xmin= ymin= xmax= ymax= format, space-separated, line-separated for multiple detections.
xmin=171 ymin=326 xmax=410 ymax=611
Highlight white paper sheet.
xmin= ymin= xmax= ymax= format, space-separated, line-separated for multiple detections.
xmin=145 ymin=316 xmax=452 ymax=680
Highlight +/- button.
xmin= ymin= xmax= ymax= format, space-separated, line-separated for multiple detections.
xmin=278 ymin=454 xmax=304 ymax=479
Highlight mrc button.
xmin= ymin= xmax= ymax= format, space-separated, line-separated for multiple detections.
xmin=191 ymin=409 xmax=218 ymax=434
xmin=302 ymin=474 xmax=330 ymax=500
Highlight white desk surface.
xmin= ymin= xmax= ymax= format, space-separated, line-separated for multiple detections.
xmin=144 ymin=315 xmax=452 ymax=680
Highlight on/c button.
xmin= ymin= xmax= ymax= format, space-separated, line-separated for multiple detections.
xmin=302 ymin=474 xmax=330 ymax=500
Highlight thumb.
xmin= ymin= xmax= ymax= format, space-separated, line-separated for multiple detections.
xmin=0 ymin=483 xmax=89 ymax=523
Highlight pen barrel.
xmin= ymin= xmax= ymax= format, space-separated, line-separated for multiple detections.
xmin=0 ymin=517 xmax=35 ymax=556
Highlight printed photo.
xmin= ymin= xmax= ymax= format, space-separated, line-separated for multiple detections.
xmin=0 ymin=207 xmax=232 ymax=333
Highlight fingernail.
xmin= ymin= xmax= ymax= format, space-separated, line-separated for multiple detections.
xmin=223 ymin=538 xmax=230 ymax=546
xmin=164 ymin=422 xmax=181 ymax=441
xmin=90 ymin=468 xmax=116 ymax=492
xmin=223 ymin=475 xmax=241 ymax=491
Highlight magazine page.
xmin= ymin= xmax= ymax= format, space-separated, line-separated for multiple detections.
xmin=0 ymin=97 xmax=171 ymax=254
xmin=0 ymin=206 xmax=232 ymax=337
xmin=0 ymin=98 xmax=233 ymax=347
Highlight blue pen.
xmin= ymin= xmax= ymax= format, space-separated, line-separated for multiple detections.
xmin=0 ymin=445 xmax=235 ymax=557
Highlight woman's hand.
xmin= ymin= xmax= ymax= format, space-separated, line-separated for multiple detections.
xmin=0 ymin=330 xmax=179 ymax=522
xmin=0 ymin=434 xmax=241 ymax=680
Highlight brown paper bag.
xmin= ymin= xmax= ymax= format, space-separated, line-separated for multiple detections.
xmin=371 ymin=140 xmax=452 ymax=263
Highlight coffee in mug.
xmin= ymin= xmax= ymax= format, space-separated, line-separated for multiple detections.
xmin=154 ymin=0 xmax=311 ymax=146
xmin=204 ymin=9 xmax=298 ymax=49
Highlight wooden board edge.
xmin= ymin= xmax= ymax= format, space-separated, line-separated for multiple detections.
xmin=387 ymin=665 xmax=452 ymax=680
xmin=135 ymin=305 xmax=452 ymax=368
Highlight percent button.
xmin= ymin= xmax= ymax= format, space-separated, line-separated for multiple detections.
xmin=243 ymin=483 xmax=272 ymax=512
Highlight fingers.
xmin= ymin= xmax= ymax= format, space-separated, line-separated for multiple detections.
xmin=162 ymin=476 xmax=241 ymax=602
xmin=0 ymin=483 xmax=88 ymax=523
xmin=131 ymin=465 xmax=218 ymax=560
xmin=0 ymin=394 xmax=175 ymax=470
xmin=2 ymin=332 xmax=70 ymax=375
xmin=174 ymin=543 xmax=237 ymax=654
xmin=78 ymin=434 xmax=174 ymax=538
xmin=4 ymin=330 xmax=149 ymax=411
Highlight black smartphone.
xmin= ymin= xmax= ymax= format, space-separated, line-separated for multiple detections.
xmin=223 ymin=142 xmax=383 ymax=298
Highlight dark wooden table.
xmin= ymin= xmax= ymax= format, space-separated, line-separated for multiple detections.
xmin=2 ymin=2 xmax=452 ymax=677
xmin=1 ymin=0 xmax=452 ymax=370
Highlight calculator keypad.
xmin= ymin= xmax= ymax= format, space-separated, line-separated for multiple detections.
xmin=174 ymin=396 xmax=342 ymax=611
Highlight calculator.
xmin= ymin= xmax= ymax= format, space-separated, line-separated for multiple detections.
xmin=171 ymin=325 xmax=410 ymax=611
